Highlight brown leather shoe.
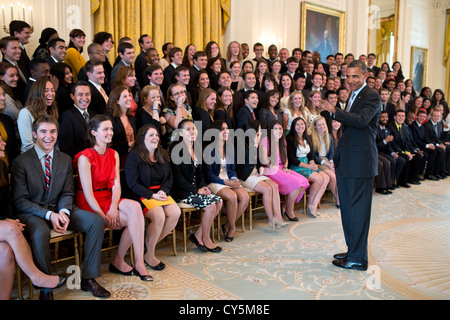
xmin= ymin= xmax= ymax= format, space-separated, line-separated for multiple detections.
xmin=80 ymin=278 xmax=111 ymax=298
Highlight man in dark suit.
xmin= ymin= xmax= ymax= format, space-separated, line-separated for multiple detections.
xmin=47 ymin=38 xmax=67 ymax=68
xmin=321 ymin=60 xmax=380 ymax=271
xmin=236 ymin=90 xmax=258 ymax=132
xmin=0 ymin=36 xmax=28 ymax=103
xmin=388 ymin=109 xmax=426 ymax=185
xmin=376 ymin=111 xmax=406 ymax=187
xmin=86 ymin=60 xmax=109 ymax=114
xmin=110 ymin=42 xmax=135 ymax=89
xmin=9 ymin=20 xmax=31 ymax=79
xmin=11 ymin=114 xmax=110 ymax=300
xmin=24 ymin=58 xmax=51 ymax=103
xmin=424 ymin=108 xmax=450 ymax=176
xmin=135 ymin=34 xmax=154 ymax=88
xmin=188 ymin=51 xmax=208 ymax=90
xmin=59 ymin=82 xmax=96 ymax=158
xmin=367 ymin=53 xmax=380 ymax=76
xmin=238 ymin=72 xmax=265 ymax=114
xmin=162 ymin=47 xmax=183 ymax=95
xmin=410 ymin=110 xmax=441 ymax=180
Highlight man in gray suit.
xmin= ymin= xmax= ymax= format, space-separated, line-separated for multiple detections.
xmin=11 ymin=114 xmax=110 ymax=300
xmin=321 ymin=60 xmax=381 ymax=271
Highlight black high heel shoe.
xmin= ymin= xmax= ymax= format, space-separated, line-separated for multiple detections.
xmin=33 ymin=275 xmax=67 ymax=291
xmin=132 ymin=268 xmax=153 ymax=282
xmin=283 ymin=210 xmax=299 ymax=222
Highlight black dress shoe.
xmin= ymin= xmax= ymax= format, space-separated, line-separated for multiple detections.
xmin=399 ymin=183 xmax=411 ymax=188
xmin=109 ymin=263 xmax=133 ymax=276
xmin=332 ymin=259 xmax=368 ymax=271
xmin=375 ymin=188 xmax=391 ymax=195
xmin=408 ymin=180 xmax=421 ymax=185
xmin=39 ymin=290 xmax=54 ymax=300
xmin=189 ymin=233 xmax=208 ymax=252
xmin=333 ymin=252 xmax=348 ymax=260
xmin=425 ymin=175 xmax=439 ymax=181
xmin=81 ymin=278 xmax=111 ymax=298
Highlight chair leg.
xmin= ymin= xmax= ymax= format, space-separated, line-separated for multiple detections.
xmin=172 ymin=229 xmax=177 ymax=256
xmin=183 ymin=211 xmax=188 ymax=253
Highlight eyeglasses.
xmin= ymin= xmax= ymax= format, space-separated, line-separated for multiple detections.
xmin=172 ymin=90 xmax=186 ymax=97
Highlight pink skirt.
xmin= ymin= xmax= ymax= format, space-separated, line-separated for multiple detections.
xmin=264 ymin=168 xmax=310 ymax=204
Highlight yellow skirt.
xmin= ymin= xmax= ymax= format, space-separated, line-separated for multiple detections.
xmin=140 ymin=196 xmax=176 ymax=215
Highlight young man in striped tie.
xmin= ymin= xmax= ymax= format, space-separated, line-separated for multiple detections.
xmin=11 ymin=114 xmax=110 ymax=300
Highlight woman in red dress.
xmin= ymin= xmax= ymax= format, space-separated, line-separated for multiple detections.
xmin=74 ymin=114 xmax=152 ymax=281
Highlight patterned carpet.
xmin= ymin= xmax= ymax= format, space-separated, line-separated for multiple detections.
xmin=11 ymin=178 xmax=450 ymax=301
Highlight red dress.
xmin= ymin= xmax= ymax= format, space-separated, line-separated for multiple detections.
xmin=74 ymin=148 xmax=117 ymax=215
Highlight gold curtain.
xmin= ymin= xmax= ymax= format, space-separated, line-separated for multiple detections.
xmin=376 ymin=18 xmax=395 ymax=66
xmin=91 ymin=0 xmax=231 ymax=60
xmin=445 ymin=9 xmax=450 ymax=98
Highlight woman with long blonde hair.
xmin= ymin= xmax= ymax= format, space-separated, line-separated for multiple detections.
xmin=283 ymin=91 xmax=307 ymax=132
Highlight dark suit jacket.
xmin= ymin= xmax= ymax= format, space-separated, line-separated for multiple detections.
xmin=424 ymin=121 xmax=446 ymax=145
xmin=11 ymin=148 xmax=75 ymax=218
xmin=110 ymin=61 xmax=127 ymax=90
xmin=388 ymin=122 xmax=418 ymax=153
xmin=19 ymin=47 xmax=31 ymax=79
xmin=169 ymin=143 xmax=208 ymax=200
xmin=124 ymin=149 xmax=173 ymax=201
xmin=376 ymin=125 xmax=395 ymax=156
xmin=410 ymin=121 xmax=428 ymax=150
xmin=235 ymin=142 xmax=262 ymax=182
xmin=235 ymin=105 xmax=256 ymax=131
xmin=88 ymin=82 xmax=108 ymax=115
xmin=333 ymin=85 xmax=381 ymax=178
xmin=58 ymin=106 xmax=96 ymax=158
xmin=110 ymin=114 xmax=137 ymax=161
xmin=162 ymin=64 xmax=177 ymax=94
xmin=203 ymin=147 xmax=238 ymax=185
xmin=135 ymin=51 xmax=149 ymax=89
xmin=193 ymin=107 xmax=214 ymax=136
xmin=385 ymin=102 xmax=396 ymax=122
xmin=286 ymin=135 xmax=314 ymax=168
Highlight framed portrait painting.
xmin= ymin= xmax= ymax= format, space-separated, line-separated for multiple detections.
xmin=300 ymin=2 xmax=346 ymax=60
xmin=410 ymin=46 xmax=428 ymax=91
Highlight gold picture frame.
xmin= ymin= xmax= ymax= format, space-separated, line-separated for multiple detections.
xmin=410 ymin=46 xmax=428 ymax=91
xmin=300 ymin=2 xmax=346 ymax=59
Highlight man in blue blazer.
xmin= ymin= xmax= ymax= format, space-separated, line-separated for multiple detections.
xmin=321 ymin=60 xmax=381 ymax=271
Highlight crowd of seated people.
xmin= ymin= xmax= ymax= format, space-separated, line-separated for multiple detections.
xmin=0 ymin=20 xmax=449 ymax=300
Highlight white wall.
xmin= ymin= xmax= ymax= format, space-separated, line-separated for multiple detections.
xmin=223 ymin=0 xmax=448 ymax=91
xmin=0 ymin=0 xmax=92 ymax=60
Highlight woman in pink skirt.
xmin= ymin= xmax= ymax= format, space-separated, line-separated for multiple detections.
xmin=260 ymin=120 xmax=310 ymax=221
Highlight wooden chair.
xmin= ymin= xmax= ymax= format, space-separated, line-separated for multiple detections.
xmin=245 ymin=188 xmax=266 ymax=231
xmin=17 ymin=230 xmax=80 ymax=300
xmin=177 ymin=203 xmax=202 ymax=253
